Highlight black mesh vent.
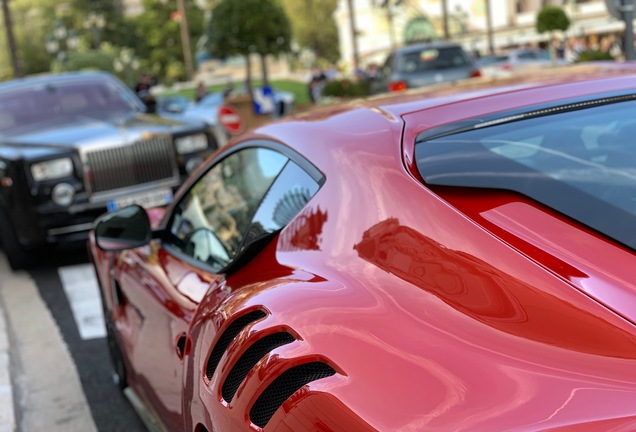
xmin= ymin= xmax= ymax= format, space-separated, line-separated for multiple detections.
xmin=205 ymin=310 xmax=267 ymax=380
xmin=249 ymin=362 xmax=336 ymax=428
xmin=222 ymin=332 xmax=295 ymax=402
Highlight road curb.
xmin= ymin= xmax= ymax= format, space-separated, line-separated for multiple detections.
xmin=0 ymin=289 xmax=15 ymax=432
xmin=0 ymin=254 xmax=97 ymax=432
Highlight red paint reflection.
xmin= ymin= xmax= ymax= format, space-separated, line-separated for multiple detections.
xmin=355 ymin=218 xmax=636 ymax=357
xmin=279 ymin=206 xmax=328 ymax=252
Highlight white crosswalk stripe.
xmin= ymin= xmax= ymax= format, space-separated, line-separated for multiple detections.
xmin=57 ymin=264 xmax=106 ymax=340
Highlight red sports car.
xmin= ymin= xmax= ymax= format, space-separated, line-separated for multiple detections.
xmin=90 ymin=63 xmax=636 ymax=431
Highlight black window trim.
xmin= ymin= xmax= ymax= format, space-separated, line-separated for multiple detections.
xmin=415 ymin=90 xmax=636 ymax=144
xmin=159 ymin=139 xmax=325 ymax=274
xmin=414 ymin=93 xmax=636 ymax=252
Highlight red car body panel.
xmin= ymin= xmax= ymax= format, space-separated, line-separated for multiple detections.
xmin=90 ymin=64 xmax=636 ymax=431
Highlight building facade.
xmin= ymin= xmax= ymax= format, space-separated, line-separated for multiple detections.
xmin=335 ymin=0 xmax=624 ymax=69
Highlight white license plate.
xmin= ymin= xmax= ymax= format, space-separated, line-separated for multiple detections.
xmin=107 ymin=188 xmax=173 ymax=212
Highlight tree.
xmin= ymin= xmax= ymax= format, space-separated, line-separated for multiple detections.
xmin=281 ymin=0 xmax=339 ymax=65
xmin=208 ymin=0 xmax=291 ymax=92
xmin=133 ymin=0 xmax=204 ymax=84
xmin=68 ymin=0 xmax=127 ymax=47
xmin=536 ymin=6 xmax=570 ymax=34
xmin=0 ymin=0 xmax=60 ymax=80
xmin=1 ymin=0 xmax=23 ymax=77
xmin=536 ymin=6 xmax=570 ymax=62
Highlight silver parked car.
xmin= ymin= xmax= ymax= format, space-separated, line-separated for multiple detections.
xmin=376 ymin=42 xmax=481 ymax=93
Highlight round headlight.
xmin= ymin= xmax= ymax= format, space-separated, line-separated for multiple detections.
xmin=52 ymin=183 xmax=75 ymax=206
xmin=31 ymin=158 xmax=73 ymax=181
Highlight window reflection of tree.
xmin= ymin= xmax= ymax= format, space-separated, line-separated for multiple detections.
xmin=193 ymin=162 xmax=243 ymax=255
xmin=273 ymin=187 xmax=313 ymax=227
xmin=187 ymin=149 xmax=282 ymax=258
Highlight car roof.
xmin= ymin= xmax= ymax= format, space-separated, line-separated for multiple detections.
xmin=377 ymin=62 xmax=636 ymax=119
xmin=290 ymin=62 xmax=636 ymax=127
xmin=251 ymin=63 xmax=636 ymax=163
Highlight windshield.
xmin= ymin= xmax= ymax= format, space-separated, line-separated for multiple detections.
xmin=197 ymin=92 xmax=224 ymax=107
xmin=415 ymin=98 xmax=636 ymax=251
xmin=0 ymin=77 xmax=141 ymax=134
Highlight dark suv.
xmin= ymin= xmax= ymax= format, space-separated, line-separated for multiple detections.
xmin=377 ymin=42 xmax=481 ymax=93
xmin=0 ymin=71 xmax=224 ymax=269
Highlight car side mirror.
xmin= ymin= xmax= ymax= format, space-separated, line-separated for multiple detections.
xmin=95 ymin=205 xmax=152 ymax=251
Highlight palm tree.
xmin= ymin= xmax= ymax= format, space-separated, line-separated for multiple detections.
xmin=485 ymin=0 xmax=494 ymax=54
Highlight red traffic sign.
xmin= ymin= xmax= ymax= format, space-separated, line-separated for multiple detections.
xmin=218 ymin=105 xmax=243 ymax=135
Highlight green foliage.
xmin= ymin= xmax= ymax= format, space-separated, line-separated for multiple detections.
xmin=404 ymin=16 xmax=438 ymax=45
xmin=0 ymin=0 xmax=139 ymax=80
xmin=575 ymin=49 xmax=614 ymax=62
xmin=536 ymin=6 xmax=570 ymax=34
xmin=64 ymin=50 xmax=116 ymax=73
xmin=0 ymin=0 xmax=59 ymax=79
xmin=133 ymin=0 xmax=204 ymax=83
xmin=207 ymin=0 xmax=291 ymax=58
xmin=322 ymin=79 xmax=371 ymax=98
xmin=281 ymin=0 xmax=340 ymax=64
xmin=68 ymin=0 xmax=127 ymax=48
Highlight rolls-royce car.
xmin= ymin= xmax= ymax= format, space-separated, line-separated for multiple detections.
xmin=90 ymin=63 xmax=636 ymax=431
xmin=0 ymin=71 xmax=225 ymax=269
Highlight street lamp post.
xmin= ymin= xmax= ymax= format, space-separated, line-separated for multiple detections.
xmin=175 ymin=0 xmax=194 ymax=81
xmin=45 ymin=21 xmax=79 ymax=68
xmin=605 ymin=0 xmax=635 ymax=60
xmin=83 ymin=12 xmax=106 ymax=49
xmin=619 ymin=0 xmax=635 ymax=60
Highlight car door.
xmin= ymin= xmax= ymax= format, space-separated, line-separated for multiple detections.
xmin=114 ymin=145 xmax=297 ymax=430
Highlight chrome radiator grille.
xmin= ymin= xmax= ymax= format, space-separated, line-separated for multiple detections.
xmin=85 ymin=135 xmax=178 ymax=194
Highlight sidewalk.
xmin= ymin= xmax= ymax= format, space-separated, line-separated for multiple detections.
xmin=0 ymin=293 xmax=14 ymax=432
xmin=0 ymin=254 xmax=97 ymax=432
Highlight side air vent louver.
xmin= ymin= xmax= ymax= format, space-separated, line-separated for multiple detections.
xmin=206 ymin=310 xmax=267 ymax=381
xmin=222 ymin=332 xmax=296 ymax=403
xmin=250 ymin=362 xmax=336 ymax=428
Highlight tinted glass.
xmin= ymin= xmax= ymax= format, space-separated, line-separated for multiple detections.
xmin=517 ymin=51 xmax=543 ymax=60
xmin=240 ymin=161 xmax=321 ymax=250
xmin=415 ymin=99 xmax=636 ymax=250
xmin=397 ymin=47 xmax=470 ymax=73
xmin=168 ymin=147 xmax=288 ymax=269
xmin=478 ymin=55 xmax=507 ymax=66
xmin=0 ymin=78 xmax=140 ymax=133
xmin=253 ymin=161 xmax=319 ymax=230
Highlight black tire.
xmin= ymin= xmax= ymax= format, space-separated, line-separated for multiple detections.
xmin=0 ymin=210 xmax=29 ymax=270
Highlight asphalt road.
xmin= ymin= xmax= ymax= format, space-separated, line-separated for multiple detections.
xmin=26 ymin=246 xmax=147 ymax=432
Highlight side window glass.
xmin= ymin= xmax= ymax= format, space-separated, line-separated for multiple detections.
xmin=241 ymin=161 xmax=320 ymax=251
xmin=168 ymin=147 xmax=288 ymax=269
